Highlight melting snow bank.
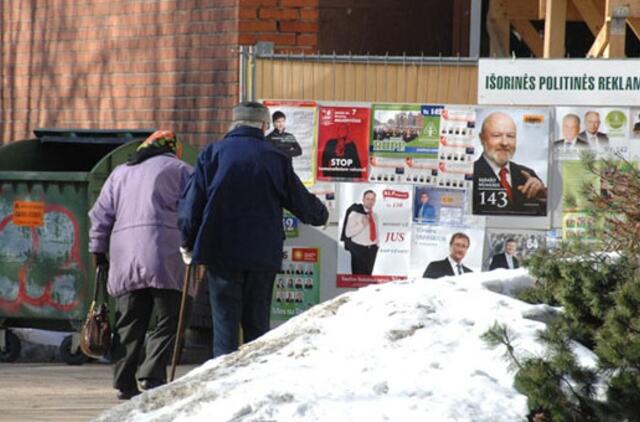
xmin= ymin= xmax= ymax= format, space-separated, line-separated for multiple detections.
xmin=95 ymin=269 xmax=596 ymax=422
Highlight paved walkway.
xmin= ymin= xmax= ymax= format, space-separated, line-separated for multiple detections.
xmin=0 ymin=363 xmax=197 ymax=422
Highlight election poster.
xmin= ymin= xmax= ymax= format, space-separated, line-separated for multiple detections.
xmin=409 ymin=225 xmax=484 ymax=279
xmin=484 ymin=229 xmax=546 ymax=271
xmin=282 ymin=211 xmax=299 ymax=238
xmin=336 ymin=183 xmax=412 ymax=288
xmin=369 ymin=104 xmax=443 ymax=184
xmin=308 ymin=182 xmax=337 ymax=223
xmin=271 ymin=246 xmax=320 ymax=322
xmin=413 ymin=186 xmax=466 ymax=227
xmin=472 ymin=108 xmax=550 ymax=217
xmin=263 ymin=100 xmax=317 ymax=185
xmin=436 ymin=106 xmax=476 ymax=190
xmin=316 ymin=106 xmax=370 ymax=182
xmin=627 ymin=107 xmax=640 ymax=164
xmin=553 ymin=107 xmax=630 ymax=160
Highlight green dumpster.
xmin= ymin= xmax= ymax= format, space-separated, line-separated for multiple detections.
xmin=0 ymin=129 xmax=198 ymax=363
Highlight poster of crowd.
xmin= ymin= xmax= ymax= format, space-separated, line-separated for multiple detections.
xmin=271 ymin=247 xmax=321 ymax=323
xmin=472 ymin=108 xmax=550 ymax=217
xmin=263 ymin=100 xmax=317 ymax=185
xmin=336 ymin=183 xmax=412 ymax=288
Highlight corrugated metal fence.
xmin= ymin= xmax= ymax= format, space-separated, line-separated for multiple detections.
xmin=240 ymin=47 xmax=479 ymax=104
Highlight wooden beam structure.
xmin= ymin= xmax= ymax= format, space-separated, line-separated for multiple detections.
xmin=487 ymin=0 xmax=510 ymax=56
xmin=571 ymin=0 xmax=604 ymax=35
xmin=486 ymin=0 xmax=640 ymax=59
xmin=512 ymin=19 xmax=544 ymax=57
xmin=544 ymin=0 xmax=567 ymax=57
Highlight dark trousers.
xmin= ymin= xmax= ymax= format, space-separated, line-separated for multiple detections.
xmin=111 ymin=288 xmax=181 ymax=391
xmin=207 ymin=268 xmax=276 ymax=358
xmin=348 ymin=243 xmax=378 ymax=275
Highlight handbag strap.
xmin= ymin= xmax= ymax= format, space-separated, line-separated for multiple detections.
xmin=94 ymin=264 xmax=109 ymax=305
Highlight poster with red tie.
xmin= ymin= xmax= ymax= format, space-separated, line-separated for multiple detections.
xmin=336 ymin=183 xmax=413 ymax=288
xmin=316 ymin=106 xmax=370 ymax=182
xmin=472 ymin=108 xmax=550 ymax=217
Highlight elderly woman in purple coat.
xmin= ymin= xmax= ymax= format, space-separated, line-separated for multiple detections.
xmin=89 ymin=130 xmax=193 ymax=400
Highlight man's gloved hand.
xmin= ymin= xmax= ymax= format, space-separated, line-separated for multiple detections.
xmin=180 ymin=247 xmax=193 ymax=265
xmin=93 ymin=253 xmax=108 ymax=267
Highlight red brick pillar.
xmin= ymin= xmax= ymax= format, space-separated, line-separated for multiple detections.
xmin=238 ymin=0 xmax=319 ymax=53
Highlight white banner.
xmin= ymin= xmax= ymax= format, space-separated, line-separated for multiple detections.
xmin=478 ymin=59 xmax=640 ymax=106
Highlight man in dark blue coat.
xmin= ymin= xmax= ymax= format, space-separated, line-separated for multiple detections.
xmin=178 ymin=102 xmax=328 ymax=357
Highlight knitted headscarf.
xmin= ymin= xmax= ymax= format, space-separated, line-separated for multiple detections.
xmin=127 ymin=130 xmax=179 ymax=165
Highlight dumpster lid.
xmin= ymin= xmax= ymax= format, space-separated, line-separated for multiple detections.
xmin=34 ymin=128 xmax=156 ymax=144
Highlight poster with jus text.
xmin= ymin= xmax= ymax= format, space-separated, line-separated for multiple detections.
xmin=336 ymin=183 xmax=412 ymax=288
xmin=316 ymin=106 xmax=370 ymax=182
xmin=271 ymin=247 xmax=320 ymax=322
xmin=263 ymin=100 xmax=317 ymax=185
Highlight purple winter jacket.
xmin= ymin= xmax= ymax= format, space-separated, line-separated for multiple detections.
xmin=89 ymin=154 xmax=193 ymax=297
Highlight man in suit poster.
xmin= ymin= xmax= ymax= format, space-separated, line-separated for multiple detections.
xmin=472 ymin=110 xmax=549 ymax=216
xmin=579 ymin=110 xmax=609 ymax=149
xmin=337 ymin=183 xmax=413 ymax=288
xmin=409 ymin=225 xmax=484 ymax=279
xmin=423 ymin=232 xmax=473 ymax=279
xmin=489 ymin=238 xmax=520 ymax=270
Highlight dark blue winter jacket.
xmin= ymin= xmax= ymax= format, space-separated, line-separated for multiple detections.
xmin=178 ymin=126 xmax=328 ymax=272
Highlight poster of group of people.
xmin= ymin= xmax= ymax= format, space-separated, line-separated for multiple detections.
xmin=271 ymin=246 xmax=321 ymax=322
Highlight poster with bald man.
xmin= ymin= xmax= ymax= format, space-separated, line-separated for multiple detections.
xmin=554 ymin=107 xmax=630 ymax=160
xmin=472 ymin=108 xmax=550 ymax=216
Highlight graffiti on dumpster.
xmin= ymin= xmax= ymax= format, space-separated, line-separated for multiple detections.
xmin=0 ymin=204 xmax=83 ymax=316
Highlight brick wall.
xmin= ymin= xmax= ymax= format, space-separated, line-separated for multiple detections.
xmin=0 ymin=0 xmax=240 ymax=147
xmin=238 ymin=0 xmax=319 ymax=53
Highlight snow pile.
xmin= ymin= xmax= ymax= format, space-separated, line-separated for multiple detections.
xmin=96 ymin=269 xmax=596 ymax=422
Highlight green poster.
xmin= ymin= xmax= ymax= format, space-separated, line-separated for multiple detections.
xmin=271 ymin=247 xmax=320 ymax=322
xmin=371 ymin=104 xmax=443 ymax=159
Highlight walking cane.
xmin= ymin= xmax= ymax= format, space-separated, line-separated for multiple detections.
xmin=170 ymin=263 xmax=193 ymax=382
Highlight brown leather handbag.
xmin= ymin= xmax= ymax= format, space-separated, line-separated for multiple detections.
xmin=79 ymin=264 xmax=111 ymax=359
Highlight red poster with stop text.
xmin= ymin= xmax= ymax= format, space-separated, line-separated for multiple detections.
xmin=316 ymin=106 xmax=370 ymax=182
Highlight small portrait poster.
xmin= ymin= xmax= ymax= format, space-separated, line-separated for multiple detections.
xmin=337 ymin=183 xmax=413 ymax=288
xmin=316 ymin=106 xmax=370 ymax=182
xmin=413 ymin=186 xmax=465 ymax=227
xmin=271 ymin=247 xmax=320 ymax=322
xmin=263 ymin=100 xmax=317 ymax=185
xmin=409 ymin=226 xmax=485 ymax=279
xmin=472 ymin=108 xmax=550 ymax=216
xmin=484 ymin=229 xmax=546 ymax=271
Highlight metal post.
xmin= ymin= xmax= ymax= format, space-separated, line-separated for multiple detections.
xmin=239 ymin=45 xmax=248 ymax=103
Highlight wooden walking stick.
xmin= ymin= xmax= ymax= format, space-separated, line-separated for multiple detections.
xmin=170 ymin=263 xmax=193 ymax=382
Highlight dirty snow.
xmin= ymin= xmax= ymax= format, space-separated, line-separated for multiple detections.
xmin=95 ymin=269 xmax=597 ymax=422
